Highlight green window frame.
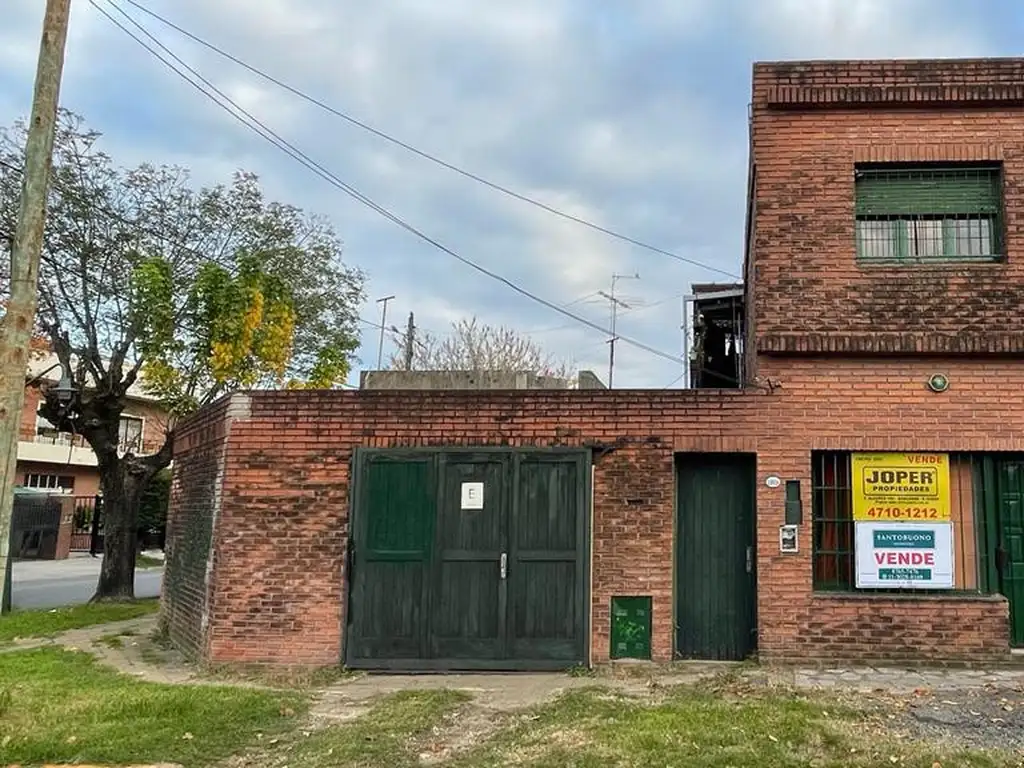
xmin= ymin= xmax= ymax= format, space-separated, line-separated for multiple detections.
xmin=855 ymin=164 xmax=1003 ymax=263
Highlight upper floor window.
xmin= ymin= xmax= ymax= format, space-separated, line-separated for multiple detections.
xmin=855 ymin=164 xmax=1003 ymax=263
xmin=118 ymin=415 xmax=144 ymax=454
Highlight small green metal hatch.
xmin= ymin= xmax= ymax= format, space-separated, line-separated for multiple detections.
xmin=610 ymin=596 xmax=652 ymax=660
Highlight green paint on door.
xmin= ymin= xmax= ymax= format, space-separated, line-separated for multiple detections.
xmin=348 ymin=455 xmax=435 ymax=661
xmin=997 ymin=460 xmax=1024 ymax=647
xmin=675 ymin=454 xmax=757 ymax=661
xmin=610 ymin=596 xmax=652 ymax=660
xmin=347 ymin=449 xmax=589 ymax=671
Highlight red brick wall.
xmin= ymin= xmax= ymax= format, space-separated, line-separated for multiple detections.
xmin=751 ymin=59 xmax=1024 ymax=355
xmin=165 ymin=358 xmax=1017 ymax=667
xmin=161 ymin=396 xmax=237 ymax=659
xmin=194 ymin=389 xmax=760 ymax=666
xmin=754 ymin=357 xmax=1018 ymax=663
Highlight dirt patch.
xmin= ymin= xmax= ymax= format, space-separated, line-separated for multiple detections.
xmin=891 ymin=685 xmax=1024 ymax=753
xmin=416 ymin=703 xmax=507 ymax=764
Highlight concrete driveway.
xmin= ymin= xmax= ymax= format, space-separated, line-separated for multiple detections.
xmin=11 ymin=554 xmax=163 ymax=609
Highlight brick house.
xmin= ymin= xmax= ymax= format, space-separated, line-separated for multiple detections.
xmin=163 ymin=57 xmax=1024 ymax=668
xmin=13 ymin=352 xmax=169 ymax=557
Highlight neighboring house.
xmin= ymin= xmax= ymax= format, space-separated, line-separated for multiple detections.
xmin=164 ymin=57 xmax=1024 ymax=670
xmin=17 ymin=352 xmax=168 ymax=500
xmin=359 ymin=369 xmax=606 ymax=390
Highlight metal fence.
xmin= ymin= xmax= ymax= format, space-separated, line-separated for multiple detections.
xmin=11 ymin=494 xmax=62 ymax=559
xmin=71 ymin=495 xmax=103 ymax=554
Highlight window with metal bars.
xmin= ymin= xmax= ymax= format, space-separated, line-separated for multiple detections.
xmin=811 ymin=451 xmax=996 ymax=593
xmin=854 ymin=164 xmax=1003 ymax=263
xmin=812 ymin=453 xmax=854 ymax=590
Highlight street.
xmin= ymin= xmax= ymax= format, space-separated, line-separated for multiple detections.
xmin=11 ymin=555 xmax=162 ymax=609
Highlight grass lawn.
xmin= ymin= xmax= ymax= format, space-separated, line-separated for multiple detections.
xmin=136 ymin=553 xmax=165 ymax=569
xmin=449 ymin=686 xmax=1013 ymax=768
xmin=0 ymin=598 xmax=159 ymax=642
xmin=269 ymin=683 xmax=1015 ymax=768
xmin=0 ymin=644 xmax=1014 ymax=768
xmin=0 ymin=648 xmax=307 ymax=767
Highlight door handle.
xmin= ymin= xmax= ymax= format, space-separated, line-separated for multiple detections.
xmin=500 ymin=552 xmax=508 ymax=580
xmin=745 ymin=546 xmax=753 ymax=574
xmin=996 ymin=546 xmax=1007 ymax=574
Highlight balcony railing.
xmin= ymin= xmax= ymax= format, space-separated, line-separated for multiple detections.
xmin=33 ymin=430 xmax=143 ymax=455
xmin=33 ymin=431 xmax=89 ymax=449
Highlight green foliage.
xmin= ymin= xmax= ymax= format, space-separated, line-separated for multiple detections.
xmin=0 ymin=110 xmax=366 ymax=418
xmin=452 ymin=686 xmax=1014 ymax=768
xmin=0 ymin=109 xmax=365 ymax=598
xmin=131 ymin=254 xmax=176 ymax=360
xmin=138 ymin=468 xmax=171 ymax=534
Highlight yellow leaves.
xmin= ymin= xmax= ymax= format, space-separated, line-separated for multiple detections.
xmin=204 ymin=280 xmax=299 ymax=389
xmin=254 ymin=299 xmax=296 ymax=381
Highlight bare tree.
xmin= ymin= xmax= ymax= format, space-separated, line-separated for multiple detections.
xmin=390 ymin=317 xmax=574 ymax=379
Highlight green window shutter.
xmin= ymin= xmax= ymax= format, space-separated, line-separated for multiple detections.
xmin=856 ymin=167 xmax=1001 ymax=217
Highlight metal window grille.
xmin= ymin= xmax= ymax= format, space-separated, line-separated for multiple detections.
xmin=811 ymin=452 xmax=999 ymax=594
xmin=855 ymin=165 xmax=1003 ymax=263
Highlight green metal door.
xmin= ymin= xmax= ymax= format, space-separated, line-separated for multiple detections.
xmin=675 ymin=454 xmax=757 ymax=660
xmin=346 ymin=454 xmax=435 ymax=661
xmin=429 ymin=454 xmax=509 ymax=661
xmin=997 ymin=461 xmax=1024 ymax=647
xmin=508 ymin=454 xmax=588 ymax=663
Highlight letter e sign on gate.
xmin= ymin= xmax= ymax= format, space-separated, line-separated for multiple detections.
xmin=461 ymin=482 xmax=484 ymax=510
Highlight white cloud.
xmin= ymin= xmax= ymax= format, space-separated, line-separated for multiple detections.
xmin=747 ymin=0 xmax=989 ymax=59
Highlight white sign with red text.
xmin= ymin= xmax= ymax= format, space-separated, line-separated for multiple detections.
xmin=854 ymin=521 xmax=954 ymax=589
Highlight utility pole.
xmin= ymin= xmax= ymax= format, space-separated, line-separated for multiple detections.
xmin=598 ymin=272 xmax=639 ymax=388
xmin=403 ymin=312 xmax=415 ymax=370
xmin=0 ymin=0 xmax=73 ymax=614
xmin=375 ymin=295 xmax=395 ymax=369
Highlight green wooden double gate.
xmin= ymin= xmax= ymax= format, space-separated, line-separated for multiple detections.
xmin=980 ymin=457 xmax=1024 ymax=648
xmin=346 ymin=449 xmax=590 ymax=670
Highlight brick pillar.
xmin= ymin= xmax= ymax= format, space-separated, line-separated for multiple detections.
xmin=54 ymin=495 xmax=74 ymax=560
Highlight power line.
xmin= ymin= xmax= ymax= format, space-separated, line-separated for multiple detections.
xmin=94 ymin=0 xmax=687 ymax=369
xmin=662 ymin=373 xmax=685 ymax=389
xmin=111 ymin=0 xmax=740 ymax=280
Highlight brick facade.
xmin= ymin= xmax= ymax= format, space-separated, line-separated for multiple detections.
xmin=166 ymin=356 xmax=1018 ymax=666
xmin=751 ymin=58 xmax=1024 ymax=356
xmin=162 ymin=397 xmax=239 ymax=658
xmin=164 ymin=58 xmax=1024 ymax=668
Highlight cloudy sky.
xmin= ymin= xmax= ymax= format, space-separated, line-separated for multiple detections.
xmin=0 ymin=1 xmax=1017 ymax=386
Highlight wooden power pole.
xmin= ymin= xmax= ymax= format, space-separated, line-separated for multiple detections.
xmin=0 ymin=0 xmax=73 ymax=613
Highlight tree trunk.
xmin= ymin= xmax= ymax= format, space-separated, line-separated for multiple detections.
xmin=93 ymin=460 xmax=144 ymax=602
